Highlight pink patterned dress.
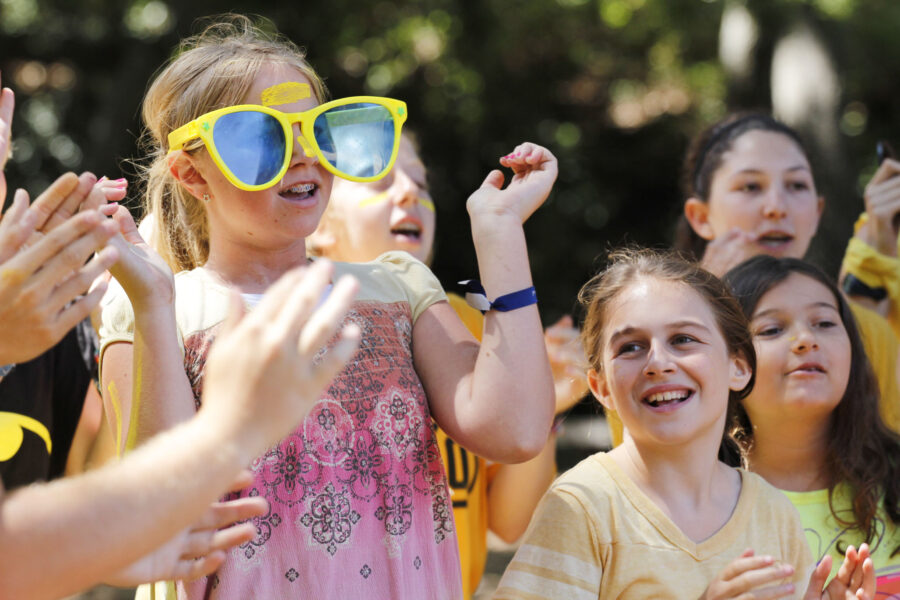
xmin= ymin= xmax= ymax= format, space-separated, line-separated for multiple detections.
xmin=100 ymin=252 xmax=463 ymax=600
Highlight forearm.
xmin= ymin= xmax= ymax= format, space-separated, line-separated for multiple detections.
xmin=0 ymin=412 xmax=250 ymax=600
xmin=487 ymin=433 xmax=557 ymax=542
xmin=132 ymin=303 xmax=196 ymax=446
xmin=466 ymin=217 xmax=554 ymax=460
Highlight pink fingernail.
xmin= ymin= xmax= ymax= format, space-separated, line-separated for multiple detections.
xmin=98 ymin=175 xmax=108 ymax=182
xmin=115 ymin=178 xmax=126 ymax=183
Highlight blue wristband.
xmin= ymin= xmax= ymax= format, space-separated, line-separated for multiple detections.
xmin=459 ymin=280 xmax=538 ymax=314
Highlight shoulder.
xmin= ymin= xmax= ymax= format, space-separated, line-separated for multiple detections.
xmin=739 ymin=470 xmax=802 ymax=523
xmin=333 ymin=252 xmax=447 ymax=322
xmin=549 ymin=453 xmax=619 ymax=515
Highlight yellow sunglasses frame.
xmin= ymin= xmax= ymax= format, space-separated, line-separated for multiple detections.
xmin=167 ymin=96 xmax=408 ymax=191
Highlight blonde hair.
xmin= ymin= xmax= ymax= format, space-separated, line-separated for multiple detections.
xmin=139 ymin=14 xmax=327 ymax=272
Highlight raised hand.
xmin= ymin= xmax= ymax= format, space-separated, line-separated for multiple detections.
xmin=105 ymin=472 xmax=267 ymax=586
xmin=101 ymin=203 xmax=174 ymax=310
xmin=545 ymin=315 xmax=588 ymax=414
xmin=701 ymin=227 xmax=760 ymax=277
xmin=467 ymin=142 xmax=558 ymax=226
xmin=859 ymin=158 xmax=900 ymax=257
xmin=803 ymin=544 xmax=875 ymax=600
xmin=0 ymin=196 xmax=119 ymax=364
xmin=199 ymin=260 xmax=360 ymax=457
xmin=700 ymin=549 xmax=797 ymax=600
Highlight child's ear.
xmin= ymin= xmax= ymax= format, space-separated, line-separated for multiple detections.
xmin=683 ymin=198 xmax=715 ymax=241
xmin=587 ymin=368 xmax=615 ymax=412
xmin=167 ymin=150 xmax=210 ymax=202
xmin=729 ymin=353 xmax=752 ymax=393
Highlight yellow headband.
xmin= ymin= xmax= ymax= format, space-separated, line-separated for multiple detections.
xmin=358 ymin=191 xmax=435 ymax=212
xmin=261 ymin=82 xmax=311 ymax=107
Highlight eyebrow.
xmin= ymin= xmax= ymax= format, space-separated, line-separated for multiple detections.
xmin=732 ymin=165 xmax=810 ymax=176
xmin=607 ymin=320 xmax=712 ymax=343
xmin=752 ymin=301 xmax=838 ymax=319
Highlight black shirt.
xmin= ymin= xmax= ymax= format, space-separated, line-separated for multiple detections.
xmin=0 ymin=319 xmax=97 ymax=489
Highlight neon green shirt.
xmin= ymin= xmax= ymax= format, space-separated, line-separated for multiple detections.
xmin=782 ymin=485 xmax=900 ymax=593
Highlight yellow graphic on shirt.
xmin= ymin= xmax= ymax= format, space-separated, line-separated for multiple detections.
xmin=261 ymin=82 xmax=311 ymax=107
xmin=0 ymin=411 xmax=51 ymax=460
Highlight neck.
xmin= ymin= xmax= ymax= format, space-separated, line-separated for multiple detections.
xmin=746 ymin=411 xmax=831 ymax=491
xmin=614 ymin=428 xmax=726 ymax=510
xmin=205 ymin=236 xmax=310 ymax=294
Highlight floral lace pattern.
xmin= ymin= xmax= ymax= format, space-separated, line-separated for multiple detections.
xmin=179 ymin=300 xmax=460 ymax=600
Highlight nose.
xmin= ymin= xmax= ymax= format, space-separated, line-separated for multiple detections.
xmin=790 ymin=325 xmax=818 ymax=353
xmin=761 ymin=185 xmax=788 ymax=219
xmin=391 ymin=169 xmax=420 ymax=207
xmin=642 ymin=342 xmax=676 ymax=377
xmin=289 ymin=123 xmax=319 ymax=168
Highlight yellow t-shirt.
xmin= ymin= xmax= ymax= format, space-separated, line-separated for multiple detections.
xmin=495 ymin=452 xmax=812 ymax=599
xmin=782 ymin=485 xmax=900 ymax=594
xmin=436 ymin=293 xmax=496 ymax=599
xmin=606 ymin=300 xmax=900 ymax=448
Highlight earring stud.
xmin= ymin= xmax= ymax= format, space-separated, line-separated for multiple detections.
xmin=202 ymin=193 xmax=211 ymax=203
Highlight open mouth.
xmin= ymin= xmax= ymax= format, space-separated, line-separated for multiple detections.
xmin=643 ymin=389 xmax=693 ymax=409
xmin=280 ymin=182 xmax=318 ymax=201
xmin=790 ymin=363 xmax=826 ymax=375
xmin=390 ymin=221 xmax=422 ymax=242
xmin=756 ymin=232 xmax=794 ymax=248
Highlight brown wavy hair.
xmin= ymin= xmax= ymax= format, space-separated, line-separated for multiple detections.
xmin=724 ymin=255 xmax=900 ymax=556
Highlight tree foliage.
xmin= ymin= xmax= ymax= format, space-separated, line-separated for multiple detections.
xmin=2 ymin=0 xmax=898 ymax=318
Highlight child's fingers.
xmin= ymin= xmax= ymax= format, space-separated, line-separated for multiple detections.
xmin=803 ymin=555 xmax=832 ymax=599
xmin=274 ymin=260 xmax=334 ymax=341
xmin=34 ymin=172 xmax=97 ymax=232
xmin=719 ymin=553 xmax=772 ymax=581
xmin=859 ymin=557 xmax=875 ymax=599
xmin=28 ymin=216 xmax=118 ymax=293
xmin=218 ymin=288 xmax=248 ymax=340
xmin=46 ymin=245 xmax=119 ymax=314
xmin=11 ymin=210 xmax=114 ymax=283
xmin=52 ymin=278 xmax=109 ymax=337
xmin=172 ymin=551 xmax=226 ymax=582
xmin=836 ymin=545 xmax=858 ymax=586
xmin=725 ymin=563 xmax=794 ymax=594
xmin=312 ymin=324 xmax=361 ymax=388
xmin=297 ymin=274 xmax=359 ymax=357
xmin=479 ymin=169 xmax=505 ymax=191
xmin=0 ymin=189 xmax=37 ymax=262
xmin=195 ymin=497 xmax=267 ymax=533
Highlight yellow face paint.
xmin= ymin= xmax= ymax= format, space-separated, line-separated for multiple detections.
xmin=0 ymin=267 xmax=26 ymax=287
xmin=0 ymin=412 xmax=52 ymax=460
xmin=357 ymin=191 xmax=435 ymax=213
xmin=261 ymin=82 xmax=311 ymax=107
xmin=107 ymin=380 xmax=123 ymax=457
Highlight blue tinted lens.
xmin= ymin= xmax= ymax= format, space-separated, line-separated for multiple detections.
xmin=314 ymin=103 xmax=395 ymax=178
xmin=213 ymin=111 xmax=286 ymax=186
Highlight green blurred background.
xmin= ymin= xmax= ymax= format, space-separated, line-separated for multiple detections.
xmin=2 ymin=0 xmax=900 ymax=322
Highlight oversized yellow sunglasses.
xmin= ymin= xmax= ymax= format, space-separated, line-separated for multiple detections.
xmin=168 ymin=96 xmax=408 ymax=191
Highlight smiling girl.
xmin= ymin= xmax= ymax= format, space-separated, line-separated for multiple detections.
xmin=724 ymin=256 xmax=900 ymax=594
xmin=98 ymin=17 xmax=555 ymax=599
xmin=494 ymin=249 xmax=873 ymax=600
xmin=607 ymin=114 xmax=900 ymax=448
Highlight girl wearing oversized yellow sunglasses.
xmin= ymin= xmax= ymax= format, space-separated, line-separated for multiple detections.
xmin=100 ymin=15 xmax=558 ymax=600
